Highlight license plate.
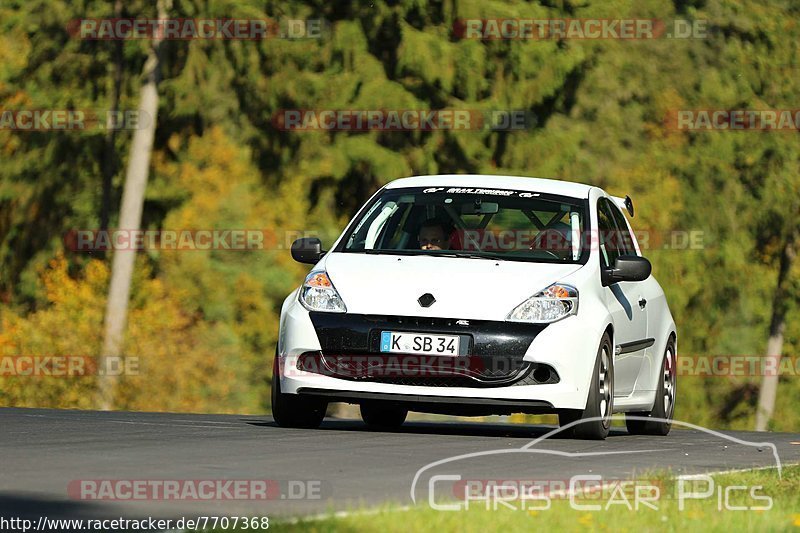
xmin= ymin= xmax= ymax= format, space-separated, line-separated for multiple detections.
xmin=379 ymin=331 xmax=460 ymax=356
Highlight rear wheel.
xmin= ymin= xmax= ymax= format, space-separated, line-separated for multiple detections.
xmin=271 ymin=353 xmax=326 ymax=429
xmin=626 ymin=337 xmax=676 ymax=436
xmin=560 ymin=333 xmax=614 ymax=440
xmin=360 ymin=403 xmax=408 ymax=429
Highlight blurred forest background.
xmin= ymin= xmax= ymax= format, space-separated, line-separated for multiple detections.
xmin=0 ymin=0 xmax=798 ymax=431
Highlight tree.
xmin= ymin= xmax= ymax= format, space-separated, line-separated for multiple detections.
xmin=756 ymin=225 xmax=798 ymax=430
xmin=97 ymin=0 xmax=170 ymax=410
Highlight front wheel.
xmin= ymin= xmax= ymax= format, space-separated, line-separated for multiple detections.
xmin=560 ymin=333 xmax=614 ymax=440
xmin=271 ymin=353 xmax=326 ymax=429
xmin=626 ymin=337 xmax=676 ymax=436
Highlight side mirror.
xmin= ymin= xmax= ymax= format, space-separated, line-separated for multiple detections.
xmin=624 ymin=195 xmax=634 ymax=217
xmin=602 ymin=255 xmax=651 ymax=285
xmin=291 ymin=238 xmax=325 ymax=264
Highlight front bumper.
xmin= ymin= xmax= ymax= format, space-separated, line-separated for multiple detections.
xmin=278 ymin=297 xmax=598 ymax=411
xmin=301 ymin=312 xmax=558 ymax=387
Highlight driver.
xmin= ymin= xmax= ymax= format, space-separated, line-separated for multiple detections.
xmin=417 ymin=220 xmax=451 ymax=251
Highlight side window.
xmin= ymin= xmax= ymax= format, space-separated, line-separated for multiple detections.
xmin=597 ymin=199 xmax=622 ymax=268
xmin=608 ymin=202 xmax=637 ymax=256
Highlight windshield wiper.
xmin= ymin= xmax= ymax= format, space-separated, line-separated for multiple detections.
xmin=359 ymin=249 xmax=497 ymax=260
xmin=361 ymin=249 xmax=428 ymax=256
xmin=428 ymin=251 xmax=500 ymax=260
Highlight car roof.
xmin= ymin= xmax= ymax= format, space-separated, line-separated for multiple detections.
xmin=384 ymin=174 xmax=597 ymax=199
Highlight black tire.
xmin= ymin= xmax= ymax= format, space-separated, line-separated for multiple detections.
xmin=360 ymin=403 xmax=408 ymax=429
xmin=271 ymin=353 xmax=326 ymax=429
xmin=626 ymin=337 xmax=676 ymax=436
xmin=567 ymin=333 xmax=614 ymax=440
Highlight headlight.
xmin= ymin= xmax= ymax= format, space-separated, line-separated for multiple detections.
xmin=507 ymin=283 xmax=578 ymax=323
xmin=299 ymin=271 xmax=346 ymax=313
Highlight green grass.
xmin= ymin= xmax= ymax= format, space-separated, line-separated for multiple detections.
xmin=268 ymin=465 xmax=800 ymax=533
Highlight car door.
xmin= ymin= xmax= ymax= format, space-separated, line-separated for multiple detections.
xmin=597 ymin=198 xmax=649 ymax=397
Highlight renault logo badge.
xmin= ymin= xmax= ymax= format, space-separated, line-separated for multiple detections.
xmin=417 ymin=293 xmax=436 ymax=307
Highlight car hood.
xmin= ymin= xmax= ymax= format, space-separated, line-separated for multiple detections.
xmin=321 ymin=252 xmax=583 ymax=321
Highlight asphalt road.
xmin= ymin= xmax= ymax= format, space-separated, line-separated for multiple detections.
xmin=1 ymin=407 xmax=798 ymax=524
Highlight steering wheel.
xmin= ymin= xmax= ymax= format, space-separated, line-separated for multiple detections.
xmin=534 ymin=249 xmax=561 ymax=260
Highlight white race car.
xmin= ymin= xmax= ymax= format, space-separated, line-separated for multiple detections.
xmin=273 ymin=175 xmax=677 ymax=439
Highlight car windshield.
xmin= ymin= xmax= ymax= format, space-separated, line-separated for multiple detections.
xmin=338 ymin=186 xmax=587 ymax=263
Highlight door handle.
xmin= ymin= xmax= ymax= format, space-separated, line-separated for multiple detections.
xmin=638 ymin=297 xmax=647 ymax=309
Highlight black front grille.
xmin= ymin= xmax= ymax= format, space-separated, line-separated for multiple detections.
xmin=358 ymin=375 xmax=501 ymax=388
xmin=320 ymin=352 xmax=524 ymax=380
xmin=307 ymin=312 xmax=548 ymax=385
xmin=296 ymin=352 xmax=559 ymax=388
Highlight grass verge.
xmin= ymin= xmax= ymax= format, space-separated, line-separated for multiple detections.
xmin=269 ymin=465 xmax=800 ymax=532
